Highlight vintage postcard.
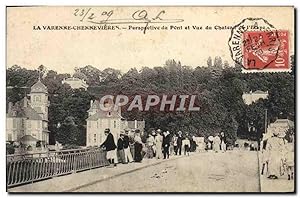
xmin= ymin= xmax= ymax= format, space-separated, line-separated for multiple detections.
xmin=6 ymin=6 xmax=295 ymax=193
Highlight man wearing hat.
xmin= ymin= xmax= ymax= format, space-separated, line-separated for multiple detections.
xmin=100 ymin=128 xmax=117 ymax=167
xmin=151 ymin=130 xmax=157 ymax=157
xmin=117 ymin=132 xmax=126 ymax=164
xmin=175 ymin=131 xmax=183 ymax=155
xmin=162 ymin=131 xmax=171 ymax=159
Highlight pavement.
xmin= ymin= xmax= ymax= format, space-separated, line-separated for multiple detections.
xmin=8 ymin=155 xmax=184 ymax=193
xmin=258 ymin=152 xmax=295 ymax=193
xmin=9 ymin=150 xmax=263 ymax=193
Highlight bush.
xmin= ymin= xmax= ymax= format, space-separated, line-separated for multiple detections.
xmin=6 ymin=143 xmax=15 ymax=154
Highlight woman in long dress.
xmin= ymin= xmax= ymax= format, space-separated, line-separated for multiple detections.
xmin=155 ymin=129 xmax=163 ymax=159
xmin=266 ymin=132 xmax=285 ymax=179
xmin=213 ymin=134 xmax=221 ymax=153
xmin=134 ymin=131 xmax=143 ymax=162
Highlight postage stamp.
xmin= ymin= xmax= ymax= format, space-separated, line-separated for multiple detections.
xmin=228 ymin=18 xmax=287 ymax=70
xmin=243 ymin=31 xmax=281 ymax=70
xmin=267 ymin=30 xmax=290 ymax=69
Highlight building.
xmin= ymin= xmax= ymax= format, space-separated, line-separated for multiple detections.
xmin=125 ymin=120 xmax=145 ymax=134
xmin=266 ymin=118 xmax=294 ymax=138
xmin=62 ymin=77 xmax=88 ymax=90
xmin=86 ymin=100 xmax=145 ymax=147
xmin=242 ymin=90 xmax=269 ymax=105
xmin=6 ymin=79 xmax=50 ymax=145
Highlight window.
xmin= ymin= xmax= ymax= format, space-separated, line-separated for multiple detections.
xmin=34 ymin=96 xmax=41 ymax=102
xmin=94 ymin=134 xmax=97 ymax=143
xmin=88 ymin=134 xmax=91 ymax=144
xmin=13 ymin=119 xmax=17 ymax=129
xmin=114 ymin=120 xmax=117 ymax=128
xmin=97 ymin=121 xmax=99 ymax=128
xmin=7 ymin=134 xmax=12 ymax=141
xmin=32 ymin=133 xmax=36 ymax=137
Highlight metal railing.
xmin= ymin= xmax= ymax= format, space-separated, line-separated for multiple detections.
xmin=6 ymin=147 xmax=109 ymax=188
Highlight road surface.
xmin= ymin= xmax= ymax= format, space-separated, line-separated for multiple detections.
xmin=74 ymin=151 xmax=260 ymax=192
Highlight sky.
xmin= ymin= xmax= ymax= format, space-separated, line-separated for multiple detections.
xmin=7 ymin=6 xmax=294 ymax=74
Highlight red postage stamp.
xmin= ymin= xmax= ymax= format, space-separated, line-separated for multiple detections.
xmin=267 ymin=30 xmax=290 ymax=69
xmin=242 ymin=30 xmax=289 ymax=70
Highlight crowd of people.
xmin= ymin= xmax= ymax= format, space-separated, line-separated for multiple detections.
xmin=100 ymin=127 xmax=295 ymax=181
xmin=260 ymin=130 xmax=294 ymax=180
xmin=100 ymin=128 xmax=229 ymax=168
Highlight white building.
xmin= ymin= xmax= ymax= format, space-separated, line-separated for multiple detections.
xmin=86 ymin=100 xmax=145 ymax=147
xmin=242 ymin=90 xmax=269 ymax=105
xmin=62 ymin=77 xmax=88 ymax=90
xmin=6 ymin=79 xmax=50 ymax=145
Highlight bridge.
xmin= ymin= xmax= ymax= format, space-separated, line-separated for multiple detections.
xmin=7 ymin=149 xmax=294 ymax=192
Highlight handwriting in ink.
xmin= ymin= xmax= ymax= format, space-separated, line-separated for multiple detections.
xmin=73 ymin=8 xmax=184 ymax=34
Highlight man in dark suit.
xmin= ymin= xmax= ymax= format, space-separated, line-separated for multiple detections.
xmin=162 ymin=131 xmax=171 ymax=159
xmin=176 ymin=131 xmax=183 ymax=155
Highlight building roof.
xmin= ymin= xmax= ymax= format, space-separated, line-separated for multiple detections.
xmin=24 ymin=106 xmax=43 ymax=120
xmin=19 ymin=135 xmax=39 ymax=142
xmin=86 ymin=110 xmax=122 ymax=121
xmin=7 ymin=98 xmax=42 ymax=120
xmin=273 ymin=119 xmax=294 ymax=127
xmin=252 ymin=90 xmax=268 ymax=94
xmin=64 ymin=77 xmax=87 ymax=82
xmin=127 ymin=120 xmax=145 ymax=129
xmin=31 ymin=79 xmax=48 ymax=93
xmin=88 ymin=100 xmax=100 ymax=112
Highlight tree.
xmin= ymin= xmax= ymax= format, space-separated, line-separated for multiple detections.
xmin=77 ymin=65 xmax=102 ymax=86
xmin=207 ymin=56 xmax=212 ymax=67
xmin=223 ymin=60 xmax=230 ymax=68
xmin=6 ymin=54 xmax=295 ymax=146
xmin=213 ymin=56 xmax=223 ymax=68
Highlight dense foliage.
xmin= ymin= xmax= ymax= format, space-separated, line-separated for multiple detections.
xmin=6 ymin=56 xmax=294 ymax=146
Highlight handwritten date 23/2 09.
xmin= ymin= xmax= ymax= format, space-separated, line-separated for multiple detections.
xmin=73 ymin=8 xmax=184 ymax=33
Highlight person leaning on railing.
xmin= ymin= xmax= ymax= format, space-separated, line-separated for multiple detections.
xmin=100 ymin=128 xmax=117 ymax=167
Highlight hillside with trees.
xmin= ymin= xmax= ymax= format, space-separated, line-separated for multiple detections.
xmin=6 ymin=56 xmax=295 ymax=146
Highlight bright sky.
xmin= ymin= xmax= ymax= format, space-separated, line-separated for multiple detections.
xmin=7 ymin=6 xmax=294 ymax=73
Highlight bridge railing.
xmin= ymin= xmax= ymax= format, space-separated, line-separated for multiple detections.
xmin=6 ymin=147 xmax=109 ymax=188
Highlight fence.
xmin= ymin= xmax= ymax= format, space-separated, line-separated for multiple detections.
xmin=6 ymin=147 xmax=109 ymax=188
